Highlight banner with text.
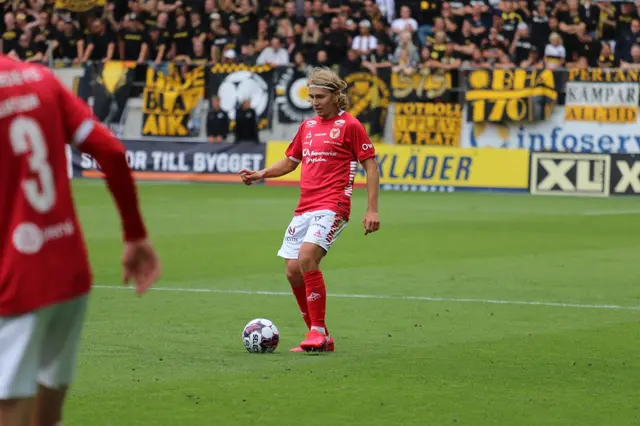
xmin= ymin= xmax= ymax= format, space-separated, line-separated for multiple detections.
xmin=465 ymin=69 xmax=561 ymax=123
xmin=461 ymin=105 xmax=640 ymax=153
xmin=142 ymin=63 xmax=206 ymax=137
xmin=394 ymin=103 xmax=462 ymax=146
xmin=344 ymin=69 xmax=392 ymax=143
xmin=565 ymin=68 xmax=639 ymax=123
xmin=207 ymin=64 xmax=274 ymax=131
xmin=265 ymin=141 xmax=528 ymax=192
xmin=392 ymin=69 xmax=457 ymax=103
xmin=73 ymin=140 xmax=264 ymax=183
xmin=55 ymin=0 xmax=104 ymax=12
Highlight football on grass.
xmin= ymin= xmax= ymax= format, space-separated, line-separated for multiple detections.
xmin=242 ymin=318 xmax=280 ymax=353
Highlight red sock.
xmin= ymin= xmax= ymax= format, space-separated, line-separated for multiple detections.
xmin=291 ymin=285 xmax=311 ymax=329
xmin=303 ymin=270 xmax=327 ymax=330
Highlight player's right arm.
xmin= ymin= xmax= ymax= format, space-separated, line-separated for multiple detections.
xmin=54 ymin=75 xmax=160 ymax=294
xmin=238 ymin=123 xmax=302 ymax=185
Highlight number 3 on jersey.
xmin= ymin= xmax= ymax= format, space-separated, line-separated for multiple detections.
xmin=10 ymin=116 xmax=56 ymax=213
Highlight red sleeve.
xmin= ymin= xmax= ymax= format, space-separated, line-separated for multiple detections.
xmin=55 ymin=79 xmax=147 ymax=242
xmin=349 ymin=120 xmax=376 ymax=162
xmin=285 ymin=123 xmax=304 ymax=162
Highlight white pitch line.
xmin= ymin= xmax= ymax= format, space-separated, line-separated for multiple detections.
xmin=92 ymin=285 xmax=640 ymax=312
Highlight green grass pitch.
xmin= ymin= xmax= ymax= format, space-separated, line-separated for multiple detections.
xmin=66 ymin=180 xmax=640 ymax=425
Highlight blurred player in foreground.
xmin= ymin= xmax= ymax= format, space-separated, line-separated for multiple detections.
xmin=0 ymin=55 xmax=161 ymax=426
xmin=239 ymin=67 xmax=380 ymax=352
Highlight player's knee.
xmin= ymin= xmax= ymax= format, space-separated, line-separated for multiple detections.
xmin=297 ymin=252 xmax=319 ymax=273
xmin=285 ymin=263 xmax=302 ymax=286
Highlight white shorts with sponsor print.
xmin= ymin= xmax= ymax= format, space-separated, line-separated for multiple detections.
xmin=0 ymin=295 xmax=88 ymax=399
xmin=277 ymin=210 xmax=348 ymax=259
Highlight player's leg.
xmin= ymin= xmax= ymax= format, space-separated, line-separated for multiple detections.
xmin=277 ymin=214 xmax=313 ymax=350
xmin=298 ymin=211 xmax=348 ymax=352
xmin=33 ymin=295 xmax=88 ymax=426
xmin=0 ymin=313 xmax=47 ymax=426
xmin=285 ymin=259 xmax=311 ymax=330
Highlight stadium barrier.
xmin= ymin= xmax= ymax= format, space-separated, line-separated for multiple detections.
xmin=265 ymin=141 xmax=529 ymax=193
xmin=71 ymin=140 xmax=265 ymax=183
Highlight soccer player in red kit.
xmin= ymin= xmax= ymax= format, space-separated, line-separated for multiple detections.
xmin=0 ymin=56 xmax=161 ymax=425
xmin=239 ymin=67 xmax=380 ymax=352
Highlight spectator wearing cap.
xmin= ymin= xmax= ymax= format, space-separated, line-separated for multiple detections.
xmin=207 ymin=95 xmax=230 ymax=143
xmin=81 ymin=19 xmax=116 ymax=63
xmin=352 ymin=19 xmax=378 ymax=60
xmin=222 ymin=47 xmax=237 ymax=63
xmin=256 ymin=36 xmax=290 ymax=65
xmin=119 ymin=14 xmax=147 ymax=62
xmin=234 ymin=98 xmax=259 ymax=144
xmin=52 ymin=16 xmax=84 ymax=64
xmin=544 ymin=32 xmax=566 ymax=69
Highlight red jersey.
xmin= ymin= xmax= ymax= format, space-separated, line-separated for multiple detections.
xmin=285 ymin=111 xmax=376 ymax=220
xmin=0 ymin=58 xmax=95 ymax=315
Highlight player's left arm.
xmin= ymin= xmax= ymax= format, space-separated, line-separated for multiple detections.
xmin=351 ymin=122 xmax=380 ymax=235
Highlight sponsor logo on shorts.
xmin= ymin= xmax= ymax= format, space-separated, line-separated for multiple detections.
xmin=288 ymin=226 xmax=296 ymax=235
xmin=12 ymin=219 xmax=75 ymax=255
xmin=313 ymin=230 xmax=322 ymax=238
xmin=313 ymin=215 xmax=325 ymax=222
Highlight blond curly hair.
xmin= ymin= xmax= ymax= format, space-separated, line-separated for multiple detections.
xmin=306 ymin=67 xmax=350 ymax=110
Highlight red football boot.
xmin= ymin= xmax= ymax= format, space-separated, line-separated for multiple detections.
xmin=290 ymin=335 xmax=334 ymax=352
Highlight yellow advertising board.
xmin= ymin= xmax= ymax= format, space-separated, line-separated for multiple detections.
xmin=265 ymin=142 xmax=529 ymax=191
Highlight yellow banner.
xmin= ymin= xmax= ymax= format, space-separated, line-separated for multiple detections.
xmin=465 ymin=69 xmax=558 ymax=123
xmin=394 ymin=102 xmax=461 ymax=146
xmin=265 ymin=142 xmax=529 ymax=190
xmin=141 ymin=64 xmax=205 ymax=137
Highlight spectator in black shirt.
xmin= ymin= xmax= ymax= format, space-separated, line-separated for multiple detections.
xmin=510 ymin=22 xmax=534 ymax=65
xmin=597 ymin=42 xmax=619 ymax=68
xmin=2 ymin=12 xmax=21 ymax=54
xmin=207 ymin=96 xmax=229 ymax=143
xmin=340 ymin=48 xmax=363 ymax=76
xmin=82 ymin=19 xmax=116 ymax=62
xmin=235 ymin=98 xmax=259 ymax=144
xmin=119 ymin=14 xmax=147 ymax=62
xmin=144 ymin=25 xmax=168 ymax=65
xmin=52 ymin=16 xmax=83 ymax=64
xmin=362 ymin=42 xmax=392 ymax=74
xmin=233 ymin=0 xmax=258 ymax=41
xmin=9 ymin=32 xmax=43 ymax=62
xmin=172 ymin=11 xmax=193 ymax=60
xmin=320 ymin=16 xmax=348 ymax=65
xmin=190 ymin=11 xmax=207 ymax=44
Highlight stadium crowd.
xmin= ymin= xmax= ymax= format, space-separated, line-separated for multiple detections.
xmin=2 ymin=0 xmax=640 ymax=72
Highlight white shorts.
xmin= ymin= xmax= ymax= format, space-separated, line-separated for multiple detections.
xmin=277 ymin=209 xmax=348 ymax=259
xmin=0 ymin=295 xmax=88 ymax=400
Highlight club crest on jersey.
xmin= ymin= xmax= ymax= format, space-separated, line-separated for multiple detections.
xmin=334 ymin=119 xmax=346 ymax=127
xmin=306 ymin=120 xmax=317 ymax=128
xmin=330 ymin=128 xmax=340 ymax=139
